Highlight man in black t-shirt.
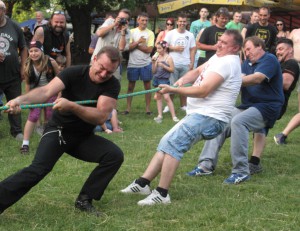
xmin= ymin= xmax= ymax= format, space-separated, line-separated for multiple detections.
xmin=0 ymin=46 xmax=123 ymax=216
xmin=33 ymin=11 xmax=71 ymax=67
xmin=0 ymin=1 xmax=27 ymax=140
xmin=197 ymin=7 xmax=230 ymax=66
xmin=245 ymin=7 xmax=277 ymax=53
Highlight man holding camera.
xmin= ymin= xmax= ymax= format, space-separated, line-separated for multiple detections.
xmin=91 ymin=9 xmax=131 ymax=81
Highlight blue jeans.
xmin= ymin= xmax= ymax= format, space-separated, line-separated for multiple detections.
xmin=157 ymin=113 xmax=226 ymax=161
xmin=198 ymin=107 xmax=266 ymax=175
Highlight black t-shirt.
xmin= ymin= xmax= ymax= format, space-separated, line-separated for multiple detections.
xmin=199 ymin=25 xmax=226 ymax=62
xmin=0 ymin=18 xmax=26 ymax=83
xmin=246 ymin=23 xmax=277 ymax=52
xmin=279 ymin=59 xmax=300 ymax=118
xmin=50 ymin=65 xmax=120 ymax=133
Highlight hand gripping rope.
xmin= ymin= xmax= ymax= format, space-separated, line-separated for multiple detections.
xmin=0 ymin=84 xmax=192 ymax=111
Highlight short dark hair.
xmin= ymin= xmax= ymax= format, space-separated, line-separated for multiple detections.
xmin=120 ymin=8 xmax=131 ymax=18
xmin=243 ymin=36 xmax=266 ymax=51
xmin=216 ymin=7 xmax=230 ymax=18
xmin=259 ymin=6 xmax=271 ymax=14
xmin=138 ymin=12 xmax=149 ymax=19
xmin=177 ymin=13 xmax=187 ymax=19
xmin=96 ymin=46 xmax=121 ymax=65
xmin=276 ymin=37 xmax=293 ymax=47
xmin=224 ymin=29 xmax=243 ymax=49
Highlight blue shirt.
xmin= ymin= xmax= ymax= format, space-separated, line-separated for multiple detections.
xmin=239 ymin=52 xmax=284 ymax=128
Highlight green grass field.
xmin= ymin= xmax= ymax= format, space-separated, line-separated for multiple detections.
xmin=0 ymin=75 xmax=299 ymax=231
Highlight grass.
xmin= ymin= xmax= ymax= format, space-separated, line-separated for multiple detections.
xmin=0 ymin=73 xmax=299 ymax=231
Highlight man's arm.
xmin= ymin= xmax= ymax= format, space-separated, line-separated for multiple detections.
xmin=19 ymin=46 xmax=28 ymax=80
xmin=54 ymin=95 xmax=117 ymax=126
xmin=6 ymin=77 xmax=65 ymax=113
xmin=161 ymin=71 xmax=224 ymax=98
xmin=65 ymin=40 xmax=71 ymax=67
xmin=96 ymin=21 xmax=116 ymax=38
xmin=282 ymin=72 xmax=295 ymax=91
xmin=189 ymin=46 xmax=196 ymax=69
xmin=32 ymin=26 xmax=44 ymax=43
xmin=242 ymin=72 xmax=266 ymax=86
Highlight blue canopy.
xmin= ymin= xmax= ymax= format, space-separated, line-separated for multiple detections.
xmin=19 ymin=19 xmax=36 ymax=32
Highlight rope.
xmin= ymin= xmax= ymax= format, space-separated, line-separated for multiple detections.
xmin=0 ymin=84 xmax=192 ymax=111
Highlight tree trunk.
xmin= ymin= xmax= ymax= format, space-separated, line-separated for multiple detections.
xmin=66 ymin=5 xmax=92 ymax=65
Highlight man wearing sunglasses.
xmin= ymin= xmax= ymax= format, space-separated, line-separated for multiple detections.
xmin=33 ymin=10 xmax=71 ymax=67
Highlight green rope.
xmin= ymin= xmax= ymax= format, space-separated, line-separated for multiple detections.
xmin=0 ymin=84 xmax=192 ymax=111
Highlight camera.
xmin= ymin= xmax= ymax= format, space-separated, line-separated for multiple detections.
xmin=119 ymin=18 xmax=127 ymax=25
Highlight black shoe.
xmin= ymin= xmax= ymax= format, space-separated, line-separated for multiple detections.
xmin=75 ymin=195 xmax=101 ymax=217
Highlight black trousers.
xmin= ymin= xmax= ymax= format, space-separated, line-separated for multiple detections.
xmin=0 ymin=124 xmax=124 ymax=212
xmin=0 ymin=78 xmax=22 ymax=136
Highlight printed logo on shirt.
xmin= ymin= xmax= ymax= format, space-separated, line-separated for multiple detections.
xmin=214 ymin=32 xmax=224 ymax=43
xmin=254 ymin=29 xmax=270 ymax=45
xmin=0 ymin=34 xmax=10 ymax=54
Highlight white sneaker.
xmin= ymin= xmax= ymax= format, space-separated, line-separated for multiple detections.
xmin=180 ymin=106 xmax=187 ymax=111
xmin=163 ymin=106 xmax=169 ymax=113
xmin=120 ymin=181 xmax=151 ymax=195
xmin=137 ymin=189 xmax=171 ymax=206
xmin=154 ymin=116 xmax=163 ymax=123
xmin=172 ymin=117 xmax=179 ymax=122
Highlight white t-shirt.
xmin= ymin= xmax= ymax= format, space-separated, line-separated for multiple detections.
xmin=128 ymin=27 xmax=154 ymax=68
xmin=187 ymin=54 xmax=242 ymax=123
xmin=164 ymin=29 xmax=196 ymax=66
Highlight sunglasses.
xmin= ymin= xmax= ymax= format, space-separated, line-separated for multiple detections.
xmin=276 ymin=23 xmax=283 ymax=26
xmin=53 ymin=10 xmax=65 ymax=15
xmin=166 ymin=23 xmax=174 ymax=26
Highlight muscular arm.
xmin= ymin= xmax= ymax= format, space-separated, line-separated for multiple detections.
xmin=32 ymin=27 xmax=44 ymax=43
xmin=7 ymin=77 xmax=65 ymax=110
xmin=282 ymin=72 xmax=295 ymax=91
xmin=55 ymin=95 xmax=117 ymax=126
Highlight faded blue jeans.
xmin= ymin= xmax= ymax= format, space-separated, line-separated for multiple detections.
xmin=157 ymin=113 xmax=226 ymax=161
xmin=198 ymin=107 xmax=266 ymax=175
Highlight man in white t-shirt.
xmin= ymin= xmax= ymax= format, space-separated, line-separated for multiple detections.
xmin=91 ymin=9 xmax=131 ymax=81
xmin=120 ymin=30 xmax=243 ymax=205
xmin=164 ymin=13 xmax=196 ymax=111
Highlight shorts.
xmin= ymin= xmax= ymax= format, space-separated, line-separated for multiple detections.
xmin=152 ymin=78 xmax=170 ymax=87
xmin=127 ymin=63 xmax=152 ymax=82
xmin=157 ymin=113 xmax=227 ymax=161
xmin=170 ymin=64 xmax=189 ymax=85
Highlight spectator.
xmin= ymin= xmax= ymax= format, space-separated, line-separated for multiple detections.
xmin=163 ymin=13 xmax=196 ymax=113
xmin=190 ymin=8 xmax=211 ymax=68
xmin=88 ymin=33 xmax=98 ymax=55
xmin=151 ymin=41 xmax=179 ymax=123
xmin=275 ymin=19 xmax=290 ymax=38
xmin=0 ymin=0 xmax=28 ymax=140
xmin=55 ymin=54 xmax=67 ymax=73
xmin=226 ymin=11 xmax=243 ymax=32
xmin=20 ymin=40 xmax=59 ymax=154
xmin=94 ymin=109 xmax=123 ymax=133
xmin=197 ymin=7 xmax=230 ymax=66
xmin=249 ymin=38 xmax=299 ymax=173
xmin=241 ymin=9 xmax=259 ymax=39
xmin=245 ymin=7 xmax=277 ymax=53
xmin=155 ymin=18 xmax=175 ymax=46
xmin=120 ymin=30 xmax=243 ymax=205
xmin=188 ymin=36 xmax=284 ymax=184
xmin=1 ymin=46 xmax=124 ymax=216
xmin=33 ymin=11 xmax=48 ymax=33
xmin=123 ymin=12 xmax=155 ymax=115
xmin=33 ymin=10 xmax=71 ymax=67
xmin=91 ymin=9 xmax=130 ymax=81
